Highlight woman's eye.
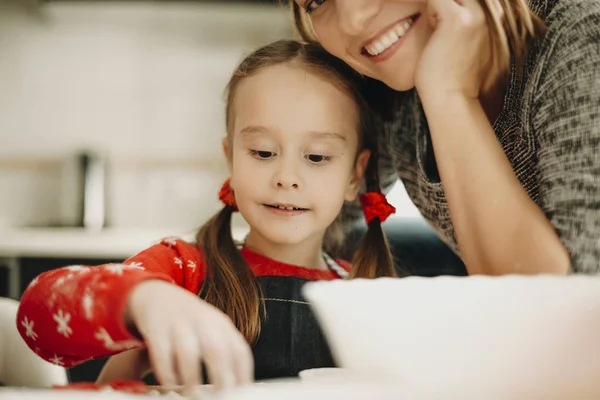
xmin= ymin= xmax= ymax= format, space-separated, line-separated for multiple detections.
xmin=306 ymin=154 xmax=332 ymax=163
xmin=250 ymin=150 xmax=275 ymax=160
xmin=305 ymin=0 xmax=326 ymax=13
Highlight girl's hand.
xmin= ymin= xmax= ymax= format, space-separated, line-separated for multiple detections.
xmin=416 ymin=0 xmax=497 ymax=100
xmin=97 ymin=348 xmax=151 ymax=384
xmin=126 ymin=280 xmax=254 ymax=389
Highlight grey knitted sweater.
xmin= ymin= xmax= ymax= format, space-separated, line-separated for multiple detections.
xmin=363 ymin=0 xmax=600 ymax=273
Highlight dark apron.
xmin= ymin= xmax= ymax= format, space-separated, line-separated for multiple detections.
xmin=252 ymin=275 xmax=336 ymax=381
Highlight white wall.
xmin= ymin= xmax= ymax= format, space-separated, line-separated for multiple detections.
xmin=0 ymin=1 xmax=419 ymax=230
xmin=0 ymin=2 xmax=293 ymax=229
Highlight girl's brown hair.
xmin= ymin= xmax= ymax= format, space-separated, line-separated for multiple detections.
xmin=290 ymin=0 xmax=546 ymax=92
xmin=196 ymin=39 xmax=397 ymax=345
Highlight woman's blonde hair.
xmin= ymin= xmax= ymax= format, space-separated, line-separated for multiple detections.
xmin=289 ymin=0 xmax=546 ymax=91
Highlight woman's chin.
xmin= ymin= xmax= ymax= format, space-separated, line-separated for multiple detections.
xmin=365 ymin=69 xmax=416 ymax=92
xmin=382 ymin=76 xmax=416 ymax=92
xmin=374 ymin=60 xmax=419 ymax=92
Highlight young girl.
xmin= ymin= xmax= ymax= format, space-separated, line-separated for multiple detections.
xmin=290 ymin=0 xmax=600 ymax=275
xmin=16 ymin=40 xmax=398 ymax=390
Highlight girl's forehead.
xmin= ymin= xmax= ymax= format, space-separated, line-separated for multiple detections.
xmin=226 ymin=61 xmax=362 ymax=144
xmin=236 ymin=64 xmax=355 ymax=107
xmin=234 ymin=64 xmax=356 ymax=113
xmin=231 ymin=71 xmax=360 ymax=142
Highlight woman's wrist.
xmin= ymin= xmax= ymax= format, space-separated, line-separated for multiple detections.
xmin=418 ymin=88 xmax=479 ymax=114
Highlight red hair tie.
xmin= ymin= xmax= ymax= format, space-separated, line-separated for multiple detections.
xmin=218 ymin=178 xmax=238 ymax=211
xmin=360 ymin=192 xmax=396 ymax=224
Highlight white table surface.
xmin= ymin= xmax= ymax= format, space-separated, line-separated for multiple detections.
xmin=0 ymin=380 xmax=403 ymax=400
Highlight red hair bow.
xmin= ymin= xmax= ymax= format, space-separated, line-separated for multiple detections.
xmin=219 ymin=178 xmax=238 ymax=211
xmin=360 ymin=192 xmax=396 ymax=224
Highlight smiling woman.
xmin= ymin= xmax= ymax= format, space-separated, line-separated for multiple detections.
xmin=288 ymin=0 xmax=600 ymax=276
xmin=291 ymin=0 xmax=544 ymax=92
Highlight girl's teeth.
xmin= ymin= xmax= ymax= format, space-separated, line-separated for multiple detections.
xmin=276 ymin=206 xmax=299 ymax=210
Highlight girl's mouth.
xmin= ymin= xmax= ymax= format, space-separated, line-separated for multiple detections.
xmin=265 ymin=204 xmax=308 ymax=211
xmin=263 ymin=204 xmax=310 ymax=216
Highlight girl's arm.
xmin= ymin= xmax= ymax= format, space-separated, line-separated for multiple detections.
xmin=96 ymin=348 xmax=151 ymax=384
xmin=16 ymin=238 xmax=205 ymax=367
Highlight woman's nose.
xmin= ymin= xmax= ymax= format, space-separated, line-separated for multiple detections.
xmin=336 ymin=0 xmax=382 ymax=36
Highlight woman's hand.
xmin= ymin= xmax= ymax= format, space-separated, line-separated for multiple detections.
xmin=416 ymin=0 xmax=497 ymax=100
xmin=126 ymin=280 xmax=254 ymax=389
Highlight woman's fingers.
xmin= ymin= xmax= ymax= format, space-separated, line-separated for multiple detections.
xmin=426 ymin=0 xmax=485 ymax=23
xmin=426 ymin=0 xmax=460 ymax=19
xmin=425 ymin=0 xmax=459 ymax=30
xmin=456 ymin=0 xmax=488 ymax=12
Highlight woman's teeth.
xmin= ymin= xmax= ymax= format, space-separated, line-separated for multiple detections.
xmin=364 ymin=17 xmax=415 ymax=57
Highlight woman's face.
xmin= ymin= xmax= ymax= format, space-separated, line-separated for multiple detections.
xmin=296 ymin=0 xmax=432 ymax=91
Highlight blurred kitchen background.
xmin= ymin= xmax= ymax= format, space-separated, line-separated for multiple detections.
xmin=0 ymin=0 xmax=294 ymax=231
xmin=0 ymin=0 xmax=424 ymax=382
xmin=0 ymin=0 xmax=420 ymax=298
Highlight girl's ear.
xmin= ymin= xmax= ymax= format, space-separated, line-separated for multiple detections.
xmin=345 ymin=149 xmax=370 ymax=202
xmin=222 ymin=138 xmax=233 ymax=173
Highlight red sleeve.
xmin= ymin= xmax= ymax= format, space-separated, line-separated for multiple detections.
xmin=16 ymin=237 xmax=206 ymax=368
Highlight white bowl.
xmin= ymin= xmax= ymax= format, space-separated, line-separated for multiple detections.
xmin=302 ymin=275 xmax=600 ymax=399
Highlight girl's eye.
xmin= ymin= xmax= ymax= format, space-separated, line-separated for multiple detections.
xmin=306 ymin=154 xmax=332 ymax=164
xmin=305 ymin=0 xmax=326 ymax=13
xmin=250 ymin=150 xmax=275 ymax=160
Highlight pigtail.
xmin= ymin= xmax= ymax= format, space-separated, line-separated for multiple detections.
xmin=196 ymin=205 xmax=264 ymax=344
xmin=350 ymin=142 xmax=401 ymax=279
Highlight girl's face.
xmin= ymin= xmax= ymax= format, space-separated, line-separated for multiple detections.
xmin=296 ymin=0 xmax=432 ymax=91
xmin=224 ymin=63 xmax=369 ymax=248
